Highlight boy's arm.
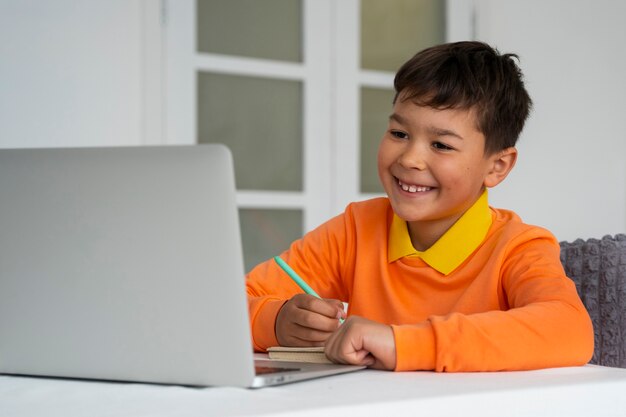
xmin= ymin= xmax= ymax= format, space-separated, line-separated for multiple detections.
xmin=246 ymin=212 xmax=353 ymax=351
xmin=392 ymin=236 xmax=594 ymax=372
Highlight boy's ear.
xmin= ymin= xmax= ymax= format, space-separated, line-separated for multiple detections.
xmin=484 ymin=147 xmax=517 ymax=188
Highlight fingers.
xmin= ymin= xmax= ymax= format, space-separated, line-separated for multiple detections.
xmin=324 ymin=317 xmax=368 ymax=365
xmin=275 ymin=294 xmax=345 ymax=347
xmin=324 ymin=316 xmax=396 ymax=370
xmin=291 ymin=294 xmax=345 ymax=326
xmin=289 ymin=306 xmax=341 ymax=333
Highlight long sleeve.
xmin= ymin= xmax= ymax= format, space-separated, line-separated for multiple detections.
xmin=246 ymin=210 xmax=354 ymax=351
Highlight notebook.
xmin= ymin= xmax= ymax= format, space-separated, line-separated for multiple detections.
xmin=0 ymin=144 xmax=364 ymax=388
xmin=267 ymin=346 xmax=332 ymax=364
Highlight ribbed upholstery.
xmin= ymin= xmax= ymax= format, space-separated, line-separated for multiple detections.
xmin=560 ymin=234 xmax=626 ymax=368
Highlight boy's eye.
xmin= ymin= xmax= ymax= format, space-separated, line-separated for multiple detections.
xmin=432 ymin=141 xmax=453 ymax=151
xmin=390 ymin=130 xmax=408 ymax=140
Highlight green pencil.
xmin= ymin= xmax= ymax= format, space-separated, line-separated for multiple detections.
xmin=273 ymin=256 xmax=344 ymax=323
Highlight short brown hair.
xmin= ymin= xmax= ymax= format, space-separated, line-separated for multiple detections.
xmin=394 ymin=41 xmax=532 ymax=154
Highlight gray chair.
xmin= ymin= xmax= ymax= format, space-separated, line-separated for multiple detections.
xmin=560 ymin=234 xmax=626 ymax=368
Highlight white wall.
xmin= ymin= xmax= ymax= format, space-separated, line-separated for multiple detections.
xmin=474 ymin=0 xmax=626 ymax=241
xmin=0 ymin=0 xmax=162 ymax=149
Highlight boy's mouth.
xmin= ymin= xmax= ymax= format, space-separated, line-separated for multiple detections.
xmin=397 ymin=179 xmax=432 ymax=193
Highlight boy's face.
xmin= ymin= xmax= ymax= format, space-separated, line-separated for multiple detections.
xmin=377 ymin=99 xmax=510 ymax=248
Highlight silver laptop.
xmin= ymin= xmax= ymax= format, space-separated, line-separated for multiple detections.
xmin=0 ymin=145 xmax=364 ymax=388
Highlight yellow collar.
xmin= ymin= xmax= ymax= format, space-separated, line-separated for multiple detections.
xmin=388 ymin=190 xmax=492 ymax=275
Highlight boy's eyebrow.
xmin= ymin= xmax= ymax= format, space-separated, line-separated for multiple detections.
xmin=389 ymin=113 xmax=408 ymax=124
xmin=426 ymin=126 xmax=464 ymax=140
xmin=389 ymin=113 xmax=464 ymax=140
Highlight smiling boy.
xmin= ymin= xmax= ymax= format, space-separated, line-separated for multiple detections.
xmin=246 ymin=41 xmax=594 ymax=371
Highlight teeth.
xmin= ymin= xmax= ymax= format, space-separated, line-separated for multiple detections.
xmin=398 ymin=180 xmax=431 ymax=193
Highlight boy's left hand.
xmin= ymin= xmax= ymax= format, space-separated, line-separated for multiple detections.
xmin=324 ymin=316 xmax=396 ymax=370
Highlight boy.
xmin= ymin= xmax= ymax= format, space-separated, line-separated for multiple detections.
xmin=246 ymin=41 xmax=594 ymax=372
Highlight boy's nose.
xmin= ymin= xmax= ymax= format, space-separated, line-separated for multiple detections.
xmin=397 ymin=143 xmax=427 ymax=171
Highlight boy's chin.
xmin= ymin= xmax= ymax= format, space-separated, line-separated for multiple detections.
xmin=389 ymin=203 xmax=431 ymax=223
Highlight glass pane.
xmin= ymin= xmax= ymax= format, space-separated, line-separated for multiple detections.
xmin=197 ymin=0 xmax=302 ymax=62
xmin=361 ymin=0 xmax=446 ymax=72
xmin=361 ymin=87 xmax=395 ymax=194
xmin=198 ymin=72 xmax=303 ymax=191
xmin=240 ymin=208 xmax=303 ymax=273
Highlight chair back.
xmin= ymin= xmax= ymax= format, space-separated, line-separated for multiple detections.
xmin=560 ymin=234 xmax=626 ymax=368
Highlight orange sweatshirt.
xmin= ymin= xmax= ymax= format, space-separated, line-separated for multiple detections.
xmin=246 ymin=196 xmax=594 ymax=372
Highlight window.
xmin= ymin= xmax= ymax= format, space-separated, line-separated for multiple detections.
xmin=165 ymin=0 xmax=471 ymax=271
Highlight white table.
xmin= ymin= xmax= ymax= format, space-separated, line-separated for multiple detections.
xmin=2 ymin=364 xmax=626 ymax=417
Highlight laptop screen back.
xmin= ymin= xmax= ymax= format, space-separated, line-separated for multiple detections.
xmin=0 ymin=145 xmax=255 ymax=386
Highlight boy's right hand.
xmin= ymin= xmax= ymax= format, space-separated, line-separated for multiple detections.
xmin=275 ymin=294 xmax=346 ymax=347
